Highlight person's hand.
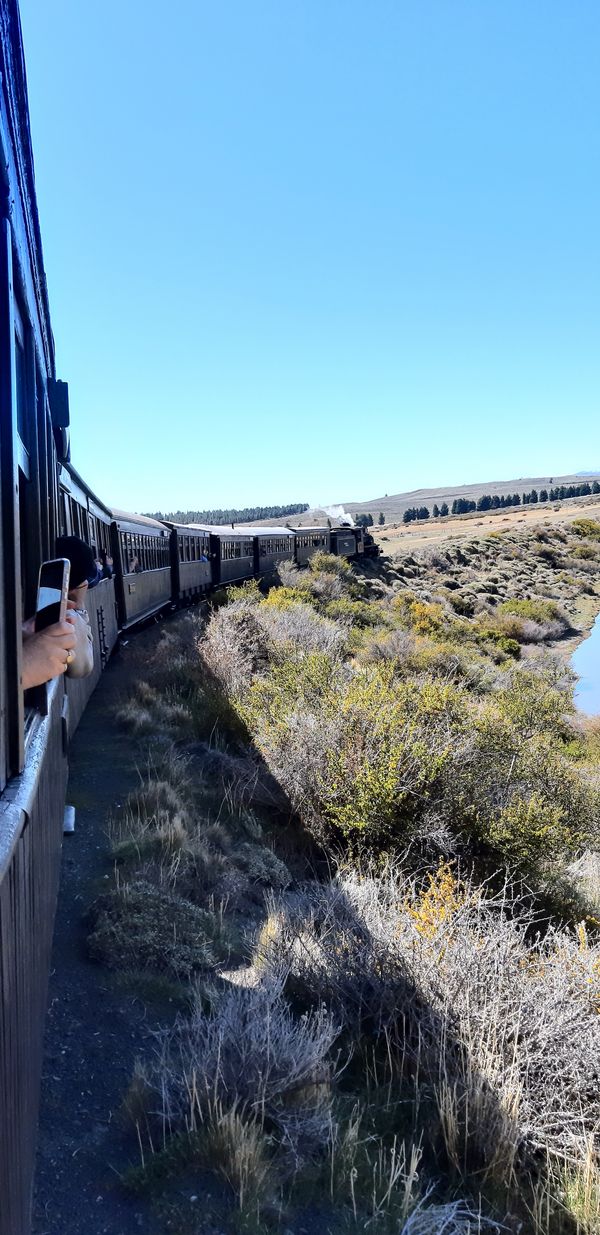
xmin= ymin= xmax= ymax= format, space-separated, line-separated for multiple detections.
xmin=22 ymin=617 xmax=76 ymax=689
xmin=68 ymin=581 xmax=88 ymax=609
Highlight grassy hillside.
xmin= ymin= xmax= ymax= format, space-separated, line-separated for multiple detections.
xmin=345 ymin=471 xmax=600 ymax=521
xmin=236 ymin=472 xmax=600 ymax=530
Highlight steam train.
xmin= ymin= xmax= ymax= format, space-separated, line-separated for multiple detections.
xmin=58 ymin=459 xmax=378 ymax=730
xmin=0 ymin=5 xmax=379 ymax=1232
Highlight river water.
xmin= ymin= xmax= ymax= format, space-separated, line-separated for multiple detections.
xmin=572 ymin=613 xmax=600 ymax=715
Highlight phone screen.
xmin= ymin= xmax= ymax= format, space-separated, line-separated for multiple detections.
xmin=34 ymin=559 xmax=70 ymax=631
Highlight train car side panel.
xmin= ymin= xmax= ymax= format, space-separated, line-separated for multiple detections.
xmin=112 ymin=513 xmax=171 ymax=628
xmin=294 ymin=528 xmax=331 ymax=566
xmin=0 ymin=679 xmax=67 ymax=1235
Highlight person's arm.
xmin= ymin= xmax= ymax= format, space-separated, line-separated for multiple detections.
xmin=22 ymin=617 xmax=76 ymax=690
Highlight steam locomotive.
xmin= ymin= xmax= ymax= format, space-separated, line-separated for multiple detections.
xmin=0 ymin=5 xmax=379 ymax=1232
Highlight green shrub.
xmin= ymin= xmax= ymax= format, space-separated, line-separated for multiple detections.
xmin=571 ymin=544 xmax=598 ymax=560
xmin=449 ymin=593 xmax=475 ymax=616
xmin=321 ymin=673 xmax=467 ymax=838
xmin=392 ymin=594 xmax=447 ymax=636
xmin=474 ymin=622 xmax=521 ymax=659
xmin=498 ymin=598 xmax=564 ymax=623
xmin=88 ymin=882 xmax=232 ymax=979
xmin=324 ymin=597 xmax=384 ymax=628
xmin=262 ymin=585 xmax=311 ymax=610
xmin=309 ymin=550 xmax=351 ymax=576
xmin=571 ymin=518 xmax=600 ymax=539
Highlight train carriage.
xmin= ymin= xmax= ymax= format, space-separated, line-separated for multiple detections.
xmin=251 ymin=526 xmax=295 ymax=576
xmin=189 ymin=525 xmax=255 ymax=586
xmin=58 ymin=463 xmax=119 ymax=733
xmin=165 ymin=522 xmax=212 ymax=604
xmin=111 ymin=510 xmax=172 ymax=628
xmin=293 ymin=527 xmax=331 ymax=566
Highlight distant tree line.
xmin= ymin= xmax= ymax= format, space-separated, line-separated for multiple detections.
xmin=402 ymin=506 xmax=431 ymax=523
xmin=394 ymin=481 xmax=600 ymax=526
xmin=146 ymin=502 xmax=309 ymax=525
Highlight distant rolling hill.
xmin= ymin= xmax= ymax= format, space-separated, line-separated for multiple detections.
xmin=235 ymin=472 xmax=600 ymax=530
xmin=343 ymin=472 xmax=600 ymax=523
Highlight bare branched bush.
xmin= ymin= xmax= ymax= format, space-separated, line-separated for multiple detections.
xmin=256 ymin=601 xmax=349 ymax=658
xmin=276 ymin=559 xmax=312 ymax=591
xmin=258 ymin=868 xmax=600 ymax=1168
xmin=308 ymin=570 xmax=346 ymax=601
xmin=200 ymin=602 xmax=270 ymax=699
xmin=400 ymin=1197 xmax=499 ymax=1234
xmin=149 ymin=973 xmax=340 ymax=1162
xmin=359 ymin=628 xmax=417 ymax=664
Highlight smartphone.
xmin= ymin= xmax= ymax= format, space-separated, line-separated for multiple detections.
xmin=34 ymin=558 xmax=70 ymax=632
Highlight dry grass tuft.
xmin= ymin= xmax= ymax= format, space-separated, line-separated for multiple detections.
xmin=257 ymin=867 xmax=600 ymax=1173
xmin=147 ymin=972 xmax=340 ymax=1165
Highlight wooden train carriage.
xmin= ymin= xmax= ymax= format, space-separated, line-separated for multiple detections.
xmin=58 ymin=463 xmax=119 ymax=734
xmin=192 ymin=526 xmax=255 ymax=586
xmin=250 ymin=527 xmax=295 ymax=577
xmin=165 ymin=523 xmax=212 ymax=604
xmin=294 ymin=527 xmax=331 ymax=566
xmin=0 ymin=4 xmax=72 ymax=1231
xmin=111 ymin=510 xmax=172 ymax=629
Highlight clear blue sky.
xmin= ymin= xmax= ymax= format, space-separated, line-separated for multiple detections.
xmin=19 ymin=1 xmax=600 ymax=513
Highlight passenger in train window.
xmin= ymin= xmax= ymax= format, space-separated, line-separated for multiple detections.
xmin=98 ymin=549 xmax=113 ymax=580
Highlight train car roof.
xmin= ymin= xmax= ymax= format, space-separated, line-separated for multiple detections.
xmin=111 ymin=509 xmax=168 ymax=532
xmin=293 ymin=526 xmax=332 ymax=534
xmin=60 ymin=462 xmax=113 ymax=518
xmin=186 ymin=524 xmax=256 ymax=539
xmin=161 ymin=521 xmax=211 ymax=535
xmin=241 ymin=526 xmax=295 ymax=539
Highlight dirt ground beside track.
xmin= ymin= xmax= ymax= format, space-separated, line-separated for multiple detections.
xmin=33 ymin=630 xmax=171 ymax=1235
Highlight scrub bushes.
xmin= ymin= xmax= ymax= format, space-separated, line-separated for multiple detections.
xmin=256 ymin=867 xmax=600 ymax=1172
xmin=200 ymin=578 xmax=600 ymax=879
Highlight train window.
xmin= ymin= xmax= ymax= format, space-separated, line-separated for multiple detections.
xmin=14 ymin=299 xmax=30 ymax=454
xmin=87 ymin=514 xmax=97 ymax=557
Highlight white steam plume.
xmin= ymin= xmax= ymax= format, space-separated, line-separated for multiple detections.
xmin=322 ymin=504 xmax=354 ymax=526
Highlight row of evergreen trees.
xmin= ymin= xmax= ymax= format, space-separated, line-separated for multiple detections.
xmin=355 ymin=513 xmax=387 ymax=527
xmin=146 ymin=502 xmax=309 ymax=525
xmin=396 ymin=480 xmax=600 ymax=525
